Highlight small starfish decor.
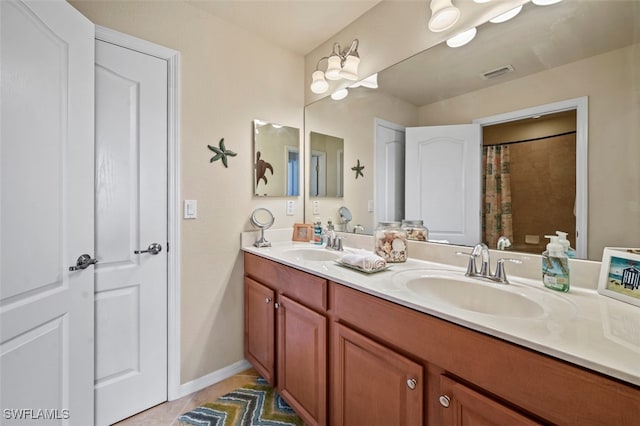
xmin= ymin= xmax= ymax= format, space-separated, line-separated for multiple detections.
xmin=351 ymin=159 xmax=365 ymax=179
xmin=208 ymin=138 xmax=237 ymax=168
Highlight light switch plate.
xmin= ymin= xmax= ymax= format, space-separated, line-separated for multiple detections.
xmin=312 ymin=200 xmax=320 ymax=215
xmin=368 ymin=200 xmax=374 ymax=213
xmin=184 ymin=200 xmax=197 ymax=219
xmin=286 ymin=200 xmax=295 ymax=216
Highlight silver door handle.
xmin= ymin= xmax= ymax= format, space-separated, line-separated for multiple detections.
xmin=135 ymin=243 xmax=162 ymax=255
xmin=69 ymin=254 xmax=98 ymax=271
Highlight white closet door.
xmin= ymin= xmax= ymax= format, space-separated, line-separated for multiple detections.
xmin=405 ymin=124 xmax=481 ymax=246
xmin=0 ymin=1 xmax=95 ymax=424
xmin=94 ymin=39 xmax=168 ymax=425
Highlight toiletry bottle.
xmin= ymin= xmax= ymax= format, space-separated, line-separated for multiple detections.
xmin=326 ymin=219 xmax=336 ymax=242
xmin=542 ymin=236 xmax=570 ymax=292
xmin=555 ymin=231 xmax=576 ymax=258
xmin=313 ymin=220 xmax=323 ymax=245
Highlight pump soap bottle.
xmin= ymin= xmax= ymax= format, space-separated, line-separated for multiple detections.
xmin=555 ymin=231 xmax=576 ymax=258
xmin=542 ymin=235 xmax=570 ymax=292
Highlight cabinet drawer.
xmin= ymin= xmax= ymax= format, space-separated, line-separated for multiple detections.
xmin=244 ymin=252 xmax=327 ymax=311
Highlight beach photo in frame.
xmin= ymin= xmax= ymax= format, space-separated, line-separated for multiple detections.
xmin=292 ymin=223 xmax=312 ymax=242
xmin=597 ymin=247 xmax=640 ymax=307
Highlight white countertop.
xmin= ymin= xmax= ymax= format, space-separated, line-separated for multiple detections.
xmin=242 ymin=241 xmax=640 ymax=387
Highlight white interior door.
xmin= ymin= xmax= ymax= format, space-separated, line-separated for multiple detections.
xmin=375 ymin=119 xmax=406 ymax=223
xmin=405 ymin=124 xmax=481 ymax=245
xmin=0 ymin=0 xmax=95 ymax=424
xmin=94 ymin=39 xmax=168 ymax=425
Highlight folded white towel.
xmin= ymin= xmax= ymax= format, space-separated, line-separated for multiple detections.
xmin=340 ymin=250 xmax=386 ymax=271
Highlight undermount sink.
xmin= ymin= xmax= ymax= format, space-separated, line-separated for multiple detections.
xmin=390 ymin=270 xmax=573 ymax=319
xmin=281 ymin=247 xmax=342 ymax=262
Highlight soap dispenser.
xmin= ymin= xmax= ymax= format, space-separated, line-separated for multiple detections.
xmin=555 ymin=231 xmax=576 ymax=258
xmin=542 ymin=235 xmax=570 ymax=292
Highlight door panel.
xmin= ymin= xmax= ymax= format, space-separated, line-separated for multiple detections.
xmin=405 ymin=124 xmax=481 ymax=245
xmin=94 ymin=39 xmax=168 ymax=426
xmin=0 ymin=0 xmax=95 ymax=424
xmin=244 ymin=278 xmax=276 ymax=385
xmin=375 ymin=119 xmax=406 ymax=223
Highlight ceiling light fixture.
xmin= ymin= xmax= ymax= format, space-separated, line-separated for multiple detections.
xmin=489 ymin=4 xmax=523 ymax=23
xmin=428 ymin=0 xmax=461 ymax=32
xmin=446 ymin=27 xmax=477 ymax=48
xmin=309 ymin=39 xmax=360 ymax=95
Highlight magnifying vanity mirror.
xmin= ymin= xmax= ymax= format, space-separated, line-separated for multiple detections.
xmin=253 ymin=120 xmax=300 ymax=197
xmin=304 ymin=0 xmax=640 ymax=260
xmin=250 ymin=207 xmax=275 ymax=247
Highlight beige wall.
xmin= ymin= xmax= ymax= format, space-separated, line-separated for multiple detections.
xmin=70 ymin=1 xmax=304 ymax=384
xmin=418 ymin=44 xmax=640 ymax=259
xmin=305 ymin=89 xmax=418 ymax=232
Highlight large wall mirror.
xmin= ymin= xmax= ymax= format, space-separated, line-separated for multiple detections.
xmin=254 ymin=120 xmax=300 ymax=196
xmin=304 ymin=0 xmax=640 ymax=260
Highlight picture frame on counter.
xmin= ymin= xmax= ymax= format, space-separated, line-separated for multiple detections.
xmin=292 ymin=223 xmax=312 ymax=242
xmin=597 ymin=247 xmax=640 ymax=307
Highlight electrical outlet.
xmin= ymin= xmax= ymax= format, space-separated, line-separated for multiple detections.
xmin=368 ymin=200 xmax=374 ymax=212
xmin=286 ymin=200 xmax=295 ymax=216
xmin=312 ymin=200 xmax=320 ymax=215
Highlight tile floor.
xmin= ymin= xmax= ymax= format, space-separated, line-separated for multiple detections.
xmin=113 ymin=368 xmax=259 ymax=426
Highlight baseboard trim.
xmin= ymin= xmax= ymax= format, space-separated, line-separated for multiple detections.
xmin=171 ymin=359 xmax=252 ymax=400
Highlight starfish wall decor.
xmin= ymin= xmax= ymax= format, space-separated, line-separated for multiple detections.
xmin=351 ymin=159 xmax=365 ymax=179
xmin=208 ymin=138 xmax=237 ymax=168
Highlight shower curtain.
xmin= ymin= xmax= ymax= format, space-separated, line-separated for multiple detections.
xmin=483 ymin=145 xmax=513 ymax=248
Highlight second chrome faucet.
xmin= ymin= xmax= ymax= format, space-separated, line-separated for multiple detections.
xmin=458 ymin=243 xmax=522 ymax=284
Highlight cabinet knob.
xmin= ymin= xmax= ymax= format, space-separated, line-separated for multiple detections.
xmin=439 ymin=395 xmax=451 ymax=408
xmin=406 ymin=378 xmax=417 ymax=390
xmin=265 ymin=297 xmax=272 ymax=304
xmin=274 ymin=302 xmax=280 ymax=309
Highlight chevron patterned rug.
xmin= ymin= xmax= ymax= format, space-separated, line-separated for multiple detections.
xmin=178 ymin=377 xmax=304 ymax=426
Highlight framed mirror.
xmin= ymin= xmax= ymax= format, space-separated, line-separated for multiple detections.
xmin=304 ymin=1 xmax=640 ymax=260
xmin=253 ymin=119 xmax=300 ymax=197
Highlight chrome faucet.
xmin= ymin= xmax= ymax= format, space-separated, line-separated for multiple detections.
xmin=326 ymin=235 xmax=344 ymax=251
xmin=352 ymin=224 xmax=365 ymax=234
xmin=458 ymin=243 xmax=522 ymax=284
xmin=497 ymin=236 xmax=512 ymax=251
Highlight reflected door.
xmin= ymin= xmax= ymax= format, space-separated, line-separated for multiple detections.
xmin=405 ymin=124 xmax=481 ymax=245
xmin=94 ymin=39 xmax=168 ymax=425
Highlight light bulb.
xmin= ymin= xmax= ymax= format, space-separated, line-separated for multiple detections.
xmin=310 ymin=70 xmax=329 ymax=94
xmin=489 ymin=5 xmax=523 ymax=23
xmin=331 ymin=88 xmax=349 ymax=100
xmin=428 ymin=0 xmax=460 ymax=32
xmin=446 ymin=27 xmax=477 ymax=48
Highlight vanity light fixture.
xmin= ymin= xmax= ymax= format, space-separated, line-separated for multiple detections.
xmin=428 ymin=0 xmax=461 ymax=32
xmin=489 ymin=4 xmax=523 ymax=23
xmin=349 ymin=73 xmax=378 ymax=89
xmin=309 ymin=39 xmax=360 ymax=95
xmin=532 ymin=0 xmax=563 ymax=5
xmin=446 ymin=27 xmax=477 ymax=48
xmin=331 ymin=88 xmax=349 ymax=101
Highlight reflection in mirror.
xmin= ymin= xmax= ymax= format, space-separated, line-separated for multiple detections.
xmin=304 ymin=0 xmax=640 ymax=260
xmin=309 ymin=131 xmax=344 ymax=197
xmin=338 ymin=206 xmax=352 ymax=231
xmin=253 ymin=120 xmax=300 ymax=197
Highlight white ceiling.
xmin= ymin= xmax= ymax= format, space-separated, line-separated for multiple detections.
xmin=185 ymin=0 xmax=381 ymax=55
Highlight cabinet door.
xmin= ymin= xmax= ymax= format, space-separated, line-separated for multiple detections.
xmin=333 ymin=323 xmax=423 ymax=426
xmin=244 ymin=277 xmax=276 ymax=385
xmin=439 ymin=375 xmax=542 ymax=426
xmin=277 ymin=294 xmax=327 ymax=426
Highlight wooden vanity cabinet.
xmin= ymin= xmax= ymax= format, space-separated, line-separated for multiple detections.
xmin=244 ymin=253 xmax=328 ymax=426
xmin=330 ymin=281 xmax=640 ymax=425
xmin=332 ymin=322 xmax=423 ymax=426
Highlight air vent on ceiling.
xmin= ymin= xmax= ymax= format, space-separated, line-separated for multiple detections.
xmin=481 ymin=64 xmax=515 ymax=80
